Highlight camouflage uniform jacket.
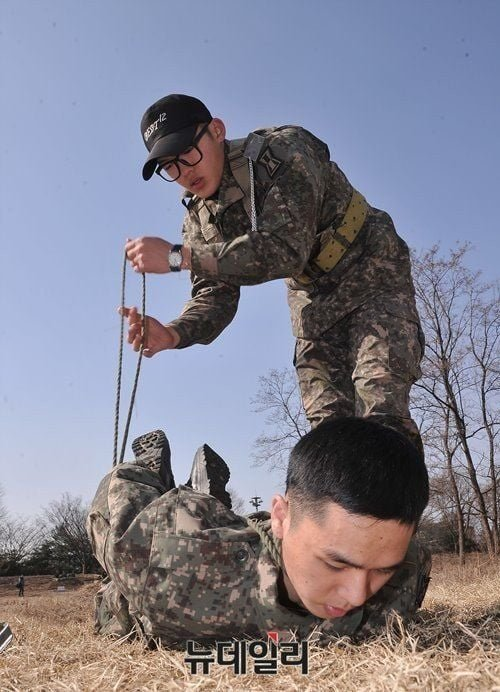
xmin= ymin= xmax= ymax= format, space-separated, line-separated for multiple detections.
xmin=88 ymin=464 xmax=430 ymax=646
xmin=168 ymin=126 xmax=421 ymax=347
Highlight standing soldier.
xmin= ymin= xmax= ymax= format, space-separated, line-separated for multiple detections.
xmin=122 ymin=95 xmax=424 ymax=449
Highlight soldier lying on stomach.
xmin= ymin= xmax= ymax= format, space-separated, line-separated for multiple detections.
xmin=87 ymin=417 xmax=431 ymax=646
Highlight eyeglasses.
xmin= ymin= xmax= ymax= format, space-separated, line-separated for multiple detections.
xmin=155 ymin=122 xmax=211 ymax=182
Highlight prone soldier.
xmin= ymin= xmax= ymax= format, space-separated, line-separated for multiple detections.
xmin=121 ymin=94 xmax=425 ymax=450
xmin=87 ymin=417 xmax=431 ymax=645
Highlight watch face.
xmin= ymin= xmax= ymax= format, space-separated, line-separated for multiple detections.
xmin=169 ymin=250 xmax=182 ymax=269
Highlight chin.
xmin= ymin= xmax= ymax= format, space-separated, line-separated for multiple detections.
xmin=299 ymin=600 xmax=323 ymax=618
xmin=314 ymin=606 xmax=330 ymax=618
xmin=200 ymin=184 xmax=219 ymax=199
xmin=188 ymin=184 xmax=212 ymax=199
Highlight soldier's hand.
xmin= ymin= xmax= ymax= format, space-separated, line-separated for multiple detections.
xmin=118 ymin=306 xmax=180 ymax=356
xmin=125 ymin=236 xmax=173 ymax=274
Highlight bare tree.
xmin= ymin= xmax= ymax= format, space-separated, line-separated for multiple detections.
xmin=468 ymin=286 xmax=500 ymax=552
xmin=0 ymin=516 xmax=42 ymax=573
xmin=411 ymin=244 xmax=499 ymax=555
xmin=227 ymin=486 xmax=246 ymax=514
xmin=250 ymin=246 xmax=499 ymax=557
xmin=251 ymin=368 xmax=309 ymax=473
xmin=0 ymin=484 xmax=7 ymax=525
xmin=43 ymin=493 xmax=95 ymax=574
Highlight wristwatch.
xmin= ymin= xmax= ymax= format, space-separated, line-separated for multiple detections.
xmin=168 ymin=244 xmax=183 ymax=272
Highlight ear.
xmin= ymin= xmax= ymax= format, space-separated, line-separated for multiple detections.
xmin=270 ymin=494 xmax=289 ymax=539
xmin=210 ymin=118 xmax=226 ymax=142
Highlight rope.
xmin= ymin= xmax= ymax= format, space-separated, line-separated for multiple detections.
xmin=113 ymin=253 xmax=146 ymax=466
xmin=246 ymin=517 xmax=283 ymax=570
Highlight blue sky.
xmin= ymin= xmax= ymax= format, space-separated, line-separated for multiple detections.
xmin=1 ymin=0 xmax=498 ymax=518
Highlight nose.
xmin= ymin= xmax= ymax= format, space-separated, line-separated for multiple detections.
xmin=339 ymin=571 xmax=371 ymax=608
xmin=177 ymin=163 xmax=196 ymax=186
xmin=177 ymin=161 xmax=193 ymax=181
xmin=179 ymin=158 xmax=196 ymax=171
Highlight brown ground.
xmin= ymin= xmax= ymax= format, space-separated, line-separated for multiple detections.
xmin=0 ymin=575 xmax=98 ymax=599
xmin=0 ymin=554 xmax=499 ymax=691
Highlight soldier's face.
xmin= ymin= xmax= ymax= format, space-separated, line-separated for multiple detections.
xmin=271 ymin=496 xmax=414 ymax=620
xmin=172 ymin=119 xmax=226 ymax=199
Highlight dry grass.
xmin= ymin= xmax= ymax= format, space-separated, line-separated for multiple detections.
xmin=1 ymin=555 xmax=499 ymax=691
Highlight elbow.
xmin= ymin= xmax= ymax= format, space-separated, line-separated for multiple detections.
xmin=271 ymin=247 xmax=310 ymax=281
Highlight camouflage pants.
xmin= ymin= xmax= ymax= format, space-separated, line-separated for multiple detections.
xmin=87 ymin=466 xmax=169 ymax=639
xmin=294 ymin=301 xmax=424 ymax=450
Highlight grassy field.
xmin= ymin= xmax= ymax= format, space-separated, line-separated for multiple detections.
xmin=0 ymin=554 xmax=499 ymax=691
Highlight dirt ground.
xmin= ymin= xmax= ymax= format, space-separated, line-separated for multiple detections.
xmin=0 ymin=574 xmax=99 ymax=599
xmin=0 ymin=555 xmax=499 ymax=691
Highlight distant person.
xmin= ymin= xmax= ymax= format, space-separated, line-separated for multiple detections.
xmin=16 ymin=575 xmax=24 ymax=597
xmin=87 ymin=417 xmax=431 ymax=645
xmin=121 ymin=94 xmax=424 ymax=452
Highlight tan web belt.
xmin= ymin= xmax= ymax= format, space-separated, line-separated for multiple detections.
xmin=296 ymin=189 xmax=369 ymax=285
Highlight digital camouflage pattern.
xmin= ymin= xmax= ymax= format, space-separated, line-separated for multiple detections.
xmin=294 ymin=300 xmax=424 ymax=441
xmin=166 ymin=126 xmax=423 ymax=440
xmin=87 ymin=463 xmax=431 ymax=646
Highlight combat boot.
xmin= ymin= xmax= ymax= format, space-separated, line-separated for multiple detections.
xmin=132 ymin=429 xmax=175 ymax=490
xmin=186 ymin=444 xmax=232 ymax=509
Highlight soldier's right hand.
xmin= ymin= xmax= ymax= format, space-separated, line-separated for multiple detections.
xmin=118 ymin=306 xmax=180 ymax=356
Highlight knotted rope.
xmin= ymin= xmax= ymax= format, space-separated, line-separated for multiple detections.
xmin=113 ymin=253 xmax=146 ymax=466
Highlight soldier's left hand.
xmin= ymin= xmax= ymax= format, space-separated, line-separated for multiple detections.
xmin=125 ymin=236 xmax=173 ymax=274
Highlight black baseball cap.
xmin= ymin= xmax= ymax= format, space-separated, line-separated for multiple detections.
xmin=140 ymin=94 xmax=212 ymax=180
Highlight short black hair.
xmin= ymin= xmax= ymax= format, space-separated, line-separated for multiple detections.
xmin=286 ymin=417 xmax=429 ymax=526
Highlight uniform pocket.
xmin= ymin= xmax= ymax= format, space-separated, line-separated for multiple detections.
xmin=142 ymin=535 xmax=258 ymax=638
xmin=200 ymin=222 xmax=222 ymax=243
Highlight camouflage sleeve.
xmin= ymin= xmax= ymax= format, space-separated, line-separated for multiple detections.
xmin=166 ymin=272 xmax=240 ymax=349
xmin=353 ymin=540 xmax=432 ymax=640
xmin=190 ymin=128 xmax=331 ymax=285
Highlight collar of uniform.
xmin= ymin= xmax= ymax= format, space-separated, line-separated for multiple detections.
xmin=181 ymin=189 xmax=196 ymax=210
xmin=316 ymin=605 xmax=365 ymax=638
xmin=212 ymin=148 xmax=245 ymax=215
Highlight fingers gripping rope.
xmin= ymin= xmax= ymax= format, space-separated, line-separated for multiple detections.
xmin=113 ymin=253 xmax=147 ymax=466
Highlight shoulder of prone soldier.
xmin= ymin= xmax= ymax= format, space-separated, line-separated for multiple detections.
xmin=247 ymin=510 xmax=271 ymax=522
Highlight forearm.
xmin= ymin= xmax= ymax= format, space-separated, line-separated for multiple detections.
xmin=186 ymin=153 xmax=325 ymax=285
xmin=189 ymin=231 xmax=309 ymax=285
xmin=167 ymin=276 xmax=240 ymax=348
xmin=181 ymin=231 xmax=307 ymax=286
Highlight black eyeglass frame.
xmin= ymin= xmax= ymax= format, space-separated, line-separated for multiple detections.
xmin=155 ymin=122 xmax=211 ymax=182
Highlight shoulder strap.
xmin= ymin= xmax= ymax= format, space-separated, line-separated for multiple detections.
xmin=228 ymin=137 xmax=253 ymax=222
xmin=228 ymin=133 xmax=272 ymax=230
